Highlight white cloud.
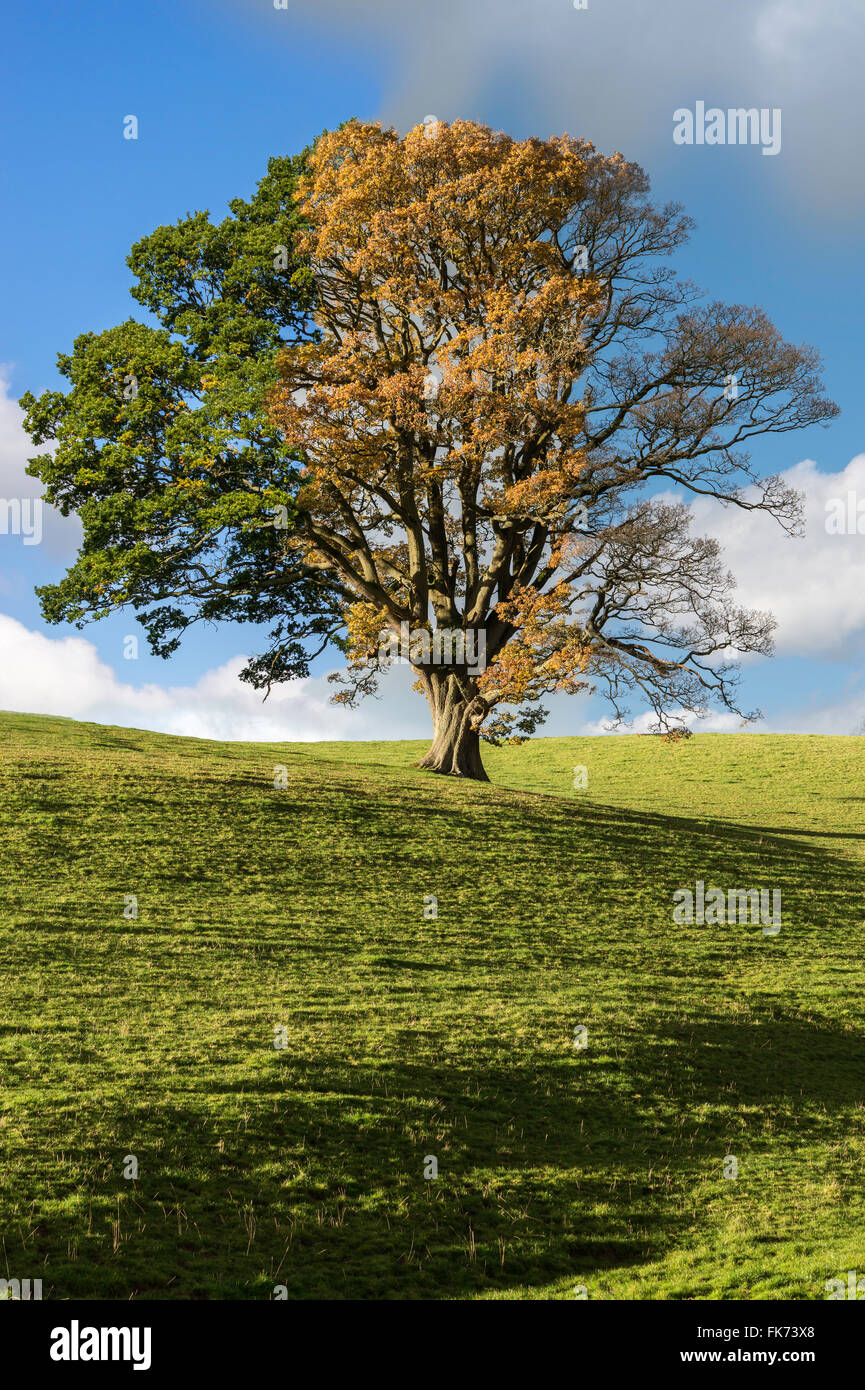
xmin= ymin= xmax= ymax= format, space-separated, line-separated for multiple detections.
xmin=0 ymin=367 xmax=81 ymax=562
xmin=768 ymin=689 xmax=865 ymax=736
xmin=0 ymin=612 xmax=431 ymax=742
xmin=577 ymin=708 xmax=745 ymax=737
xmin=576 ymin=698 xmax=865 ymax=736
xmin=671 ymin=454 xmax=865 ymax=659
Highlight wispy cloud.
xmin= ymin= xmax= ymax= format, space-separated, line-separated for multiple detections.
xmin=239 ymin=0 xmax=865 ymax=215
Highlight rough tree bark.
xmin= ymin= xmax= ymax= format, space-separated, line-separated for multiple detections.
xmin=415 ymin=672 xmax=489 ymax=780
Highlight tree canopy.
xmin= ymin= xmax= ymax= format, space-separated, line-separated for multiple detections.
xmin=20 ymin=152 xmax=341 ymax=686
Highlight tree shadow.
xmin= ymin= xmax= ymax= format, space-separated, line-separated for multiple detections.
xmin=19 ymin=997 xmax=865 ymax=1302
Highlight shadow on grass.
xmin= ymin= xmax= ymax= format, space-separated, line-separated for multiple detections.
xmin=19 ymin=997 xmax=865 ymax=1301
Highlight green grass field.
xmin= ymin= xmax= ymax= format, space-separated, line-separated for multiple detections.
xmin=1 ymin=710 xmax=863 ymax=1300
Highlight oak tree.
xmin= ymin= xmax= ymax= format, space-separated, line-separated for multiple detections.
xmin=268 ymin=119 xmax=837 ymax=778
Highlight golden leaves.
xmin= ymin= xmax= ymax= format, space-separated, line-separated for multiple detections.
xmin=264 ymin=118 xmax=627 ymax=712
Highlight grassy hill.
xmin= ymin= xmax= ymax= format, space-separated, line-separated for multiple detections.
xmin=1 ymin=709 xmax=863 ymax=1300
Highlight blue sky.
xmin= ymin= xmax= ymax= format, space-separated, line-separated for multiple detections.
xmin=2 ymin=0 xmax=864 ymax=740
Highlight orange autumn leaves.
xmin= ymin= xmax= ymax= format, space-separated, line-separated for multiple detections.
xmin=477 ymin=578 xmax=594 ymax=710
xmin=270 ymin=119 xmax=604 ymax=495
xmin=265 ymin=119 xmax=623 ymax=732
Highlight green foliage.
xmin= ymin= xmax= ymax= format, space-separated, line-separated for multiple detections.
xmin=1 ymin=713 xmax=862 ymax=1299
xmin=19 ymin=153 xmax=340 ymax=679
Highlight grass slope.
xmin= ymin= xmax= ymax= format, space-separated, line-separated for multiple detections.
xmin=1 ymin=710 xmax=863 ymax=1300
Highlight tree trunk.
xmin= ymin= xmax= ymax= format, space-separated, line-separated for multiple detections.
xmin=415 ymin=673 xmax=489 ymax=780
